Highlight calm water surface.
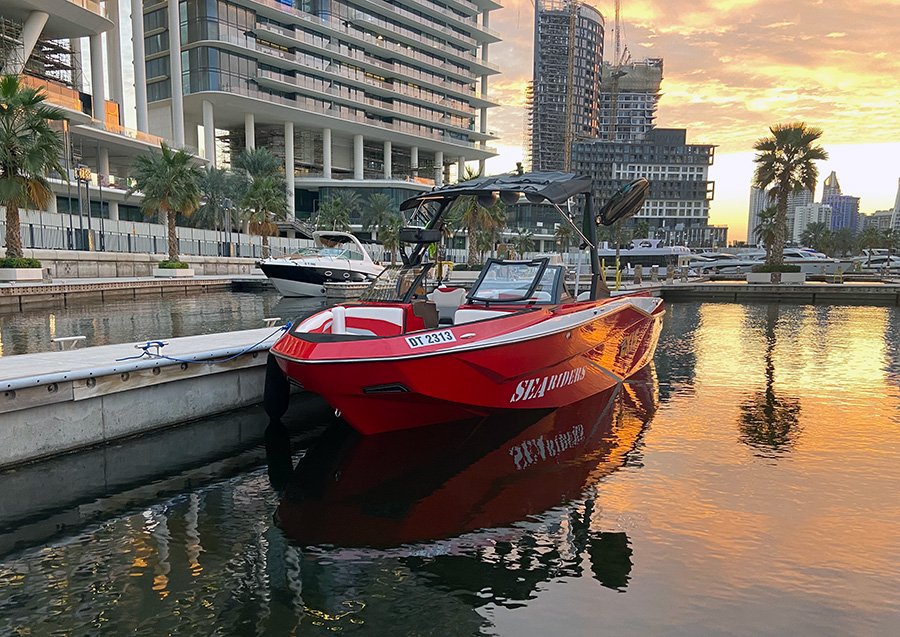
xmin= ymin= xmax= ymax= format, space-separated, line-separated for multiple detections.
xmin=0 ymin=291 xmax=321 ymax=356
xmin=1 ymin=301 xmax=898 ymax=635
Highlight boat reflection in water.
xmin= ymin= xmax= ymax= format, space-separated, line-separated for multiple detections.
xmin=269 ymin=367 xmax=657 ymax=591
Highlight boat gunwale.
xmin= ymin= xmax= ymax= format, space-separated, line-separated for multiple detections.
xmin=272 ymin=296 xmax=665 ymax=366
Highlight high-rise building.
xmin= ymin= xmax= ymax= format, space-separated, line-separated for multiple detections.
xmin=792 ymin=203 xmax=831 ymax=243
xmin=747 ymin=186 xmax=769 ymax=245
xmin=822 ymin=171 xmax=841 ymax=200
xmin=0 ymin=0 xmax=170 ymax=227
xmin=572 ymin=128 xmax=720 ymax=246
xmin=140 ymin=0 xmax=501 ymax=216
xmin=527 ymin=0 xmax=604 ymax=171
xmin=861 ymin=210 xmax=894 ymax=231
xmin=819 ymin=170 xmax=860 ymax=231
xmin=890 ymin=178 xmax=900 ymax=232
xmin=746 ymin=187 xmax=812 ymax=244
xmin=598 ymin=58 xmax=662 ymax=142
xmin=827 ymin=194 xmax=861 ymax=232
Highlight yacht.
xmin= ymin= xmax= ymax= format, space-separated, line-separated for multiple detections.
xmin=692 ymin=248 xmax=840 ymax=275
xmin=597 ymin=238 xmax=693 ymax=275
xmin=258 ymin=231 xmax=384 ymax=297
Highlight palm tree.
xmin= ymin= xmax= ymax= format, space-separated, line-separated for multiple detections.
xmin=379 ymin=214 xmax=404 ymax=265
xmin=510 ymin=228 xmax=535 ymax=258
xmin=194 ymin=167 xmax=240 ymax=231
xmin=832 ymin=227 xmax=855 ymax=257
xmin=754 ymin=205 xmax=779 ymax=263
xmin=233 ymin=147 xmax=281 ymax=180
xmin=130 ymin=143 xmax=202 ymax=262
xmin=799 ymin=221 xmax=831 ymax=254
xmin=447 ymin=167 xmax=506 ymax=265
xmin=632 ymin=219 xmax=650 ymax=241
xmin=0 ymin=75 xmax=65 ymax=260
xmin=555 ymin=222 xmax=574 ymax=256
xmin=242 ymin=175 xmax=288 ymax=258
xmin=361 ymin=193 xmax=397 ymax=241
xmin=858 ymin=226 xmax=882 ymax=267
xmin=316 ymin=190 xmax=360 ymax=231
xmin=473 ymin=228 xmax=495 ymax=263
xmin=753 ymin=122 xmax=828 ymax=281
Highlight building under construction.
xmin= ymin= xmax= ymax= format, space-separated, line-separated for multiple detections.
xmin=599 ymin=58 xmax=662 ymax=142
xmin=525 ymin=0 xmax=604 ymax=172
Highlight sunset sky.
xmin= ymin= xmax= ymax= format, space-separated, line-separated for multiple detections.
xmin=482 ymin=0 xmax=900 ymax=242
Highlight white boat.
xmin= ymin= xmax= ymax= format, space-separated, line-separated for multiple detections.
xmin=851 ymin=251 xmax=900 ymax=273
xmin=258 ymin=231 xmax=384 ymax=297
xmin=597 ymin=238 xmax=693 ymax=275
xmin=692 ymin=247 xmax=841 ymax=275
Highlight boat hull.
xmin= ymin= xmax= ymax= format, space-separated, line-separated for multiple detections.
xmin=271 ymin=296 xmax=664 ymax=434
xmin=259 ymin=261 xmax=381 ymax=297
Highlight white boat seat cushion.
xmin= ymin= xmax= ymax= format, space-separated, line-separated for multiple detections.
xmin=427 ymin=287 xmax=468 ymax=323
xmin=341 ymin=306 xmax=405 ymax=336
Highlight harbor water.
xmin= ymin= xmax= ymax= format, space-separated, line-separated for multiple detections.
xmin=1 ymin=301 xmax=899 ymax=635
xmin=0 ymin=291 xmax=321 ymax=357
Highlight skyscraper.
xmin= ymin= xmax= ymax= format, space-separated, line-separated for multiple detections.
xmin=822 ymin=171 xmax=841 ymax=200
xmin=748 ymin=187 xmax=769 ymax=245
xmin=820 ymin=171 xmax=860 ymax=232
xmin=141 ymin=0 xmax=500 ymax=215
xmin=890 ymin=178 xmax=900 ymax=232
xmin=527 ymin=0 xmax=604 ymax=171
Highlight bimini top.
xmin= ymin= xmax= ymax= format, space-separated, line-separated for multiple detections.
xmin=399 ymin=172 xmax=592 ymax=211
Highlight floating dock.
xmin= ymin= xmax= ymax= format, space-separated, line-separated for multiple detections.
xmin=0 ymin=326 xmax=288 ymax=468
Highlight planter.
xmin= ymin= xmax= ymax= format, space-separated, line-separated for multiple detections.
xmin=746 ymin=272 xmax=807 ymax=284
xmin=152 ymin=268 xmax=195 ymax=278
xmin=0 ymin=268 xmax=43 ymax=282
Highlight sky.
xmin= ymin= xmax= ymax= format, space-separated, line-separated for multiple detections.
xmin=482 ymin=0 xmax=900 ymax=242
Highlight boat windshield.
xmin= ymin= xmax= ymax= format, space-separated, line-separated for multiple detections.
xmin=358 ymin=264 xmax=433 ymax=303
xmin=469 ymin=259 xmax=549 ymax=304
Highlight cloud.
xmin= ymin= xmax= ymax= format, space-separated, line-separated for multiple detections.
xmin=489 ymin=0 xmax=900 ymax=154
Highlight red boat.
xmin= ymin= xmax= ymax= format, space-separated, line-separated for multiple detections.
xmin=268 ymin=172 xmax=663 ymax=434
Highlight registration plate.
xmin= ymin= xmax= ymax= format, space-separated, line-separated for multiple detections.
xmin=405 ymin=330 xmax=457 ymax=349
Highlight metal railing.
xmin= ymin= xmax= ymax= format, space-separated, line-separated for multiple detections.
xmin=3 ymin=221 xmax=316 ymax=261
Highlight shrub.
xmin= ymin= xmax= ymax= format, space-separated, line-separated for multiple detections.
xmin=751 ymin=263 xmax=801 ymax=273
xmin=158 ymin=260 xmax=190 ymax=269
xmin=0 ymin=257 xmax=42 ymax=268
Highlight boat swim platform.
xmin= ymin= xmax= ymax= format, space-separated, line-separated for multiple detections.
xmin=0 ymin=274 xmax=270 ymax=314
xmin=0 ymin=327 xmax=287 ymax=469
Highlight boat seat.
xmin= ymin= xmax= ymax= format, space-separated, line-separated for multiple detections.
xmin=453 ymin=308 xmax=511 ymax=325
xmin=427 ymin=287 xmax=467 ymax=324
xmin=411 ymin=300 xmax=439 ymax=329
xmin=335 ymin=306 xmax=406 ymax=336
xmin=295 ymin=310 xmax=334 ymax=333
xmin=529 ymin=291 xmax=552 ymax=302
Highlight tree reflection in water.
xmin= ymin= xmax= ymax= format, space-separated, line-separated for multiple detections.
xmin=739 ymin=304 xmax=802 ymax=457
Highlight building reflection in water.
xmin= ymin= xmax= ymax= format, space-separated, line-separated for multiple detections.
xmin=266 ymin=366 xmax=658 ymax=617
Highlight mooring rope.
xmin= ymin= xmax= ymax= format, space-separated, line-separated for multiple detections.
xmin=116 ymin=322 xmax=292 ymax=365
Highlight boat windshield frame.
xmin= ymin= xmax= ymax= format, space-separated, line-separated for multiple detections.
xmin=468 ymin=258 xmax=550 ymax=305
xmin=358 ymin=263 xmax=433 ymax=303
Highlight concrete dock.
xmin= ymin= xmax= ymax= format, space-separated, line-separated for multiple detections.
xmin=0 ymin=326 xmax=288 ymax=468
xmin=0 ymin=274 xmax=270 ymax=314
